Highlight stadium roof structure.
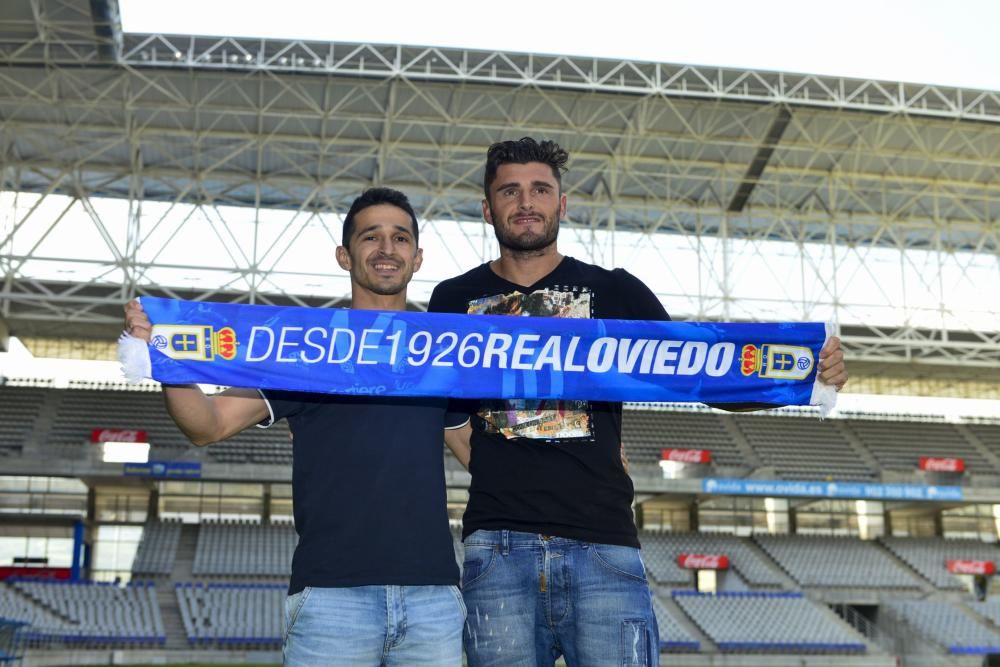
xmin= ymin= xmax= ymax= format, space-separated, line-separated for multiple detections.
xmin=1 ymin=0 xmax=998 ymax=389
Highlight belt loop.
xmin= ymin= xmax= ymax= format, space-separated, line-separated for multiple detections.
xmin=500 ymin=529 xmax=510 ymax=556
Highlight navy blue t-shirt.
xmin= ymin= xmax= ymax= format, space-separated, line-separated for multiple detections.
xmin=259 ymin=391 xmax=466 ymax=594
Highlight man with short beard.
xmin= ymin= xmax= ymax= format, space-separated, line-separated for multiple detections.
xmin=429 ymin=137 xmax=848 ymax=666
xmin=126 ymin=188 xmax=470 ymax=666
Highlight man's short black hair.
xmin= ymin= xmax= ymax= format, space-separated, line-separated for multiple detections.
xmin=342 ymin=187 xmax=419 ymax=249
xmin=483 ymin=137 xmax=569 ymax=198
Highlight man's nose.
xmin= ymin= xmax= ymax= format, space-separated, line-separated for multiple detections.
xmin=517 ymin=190 xmax=533 ymax=210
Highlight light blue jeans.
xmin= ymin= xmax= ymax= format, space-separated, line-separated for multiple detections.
xmin=283 ymin=585 xmax=465 ymax=666
xmin=462 ymin=530 xmax=660 ymax=667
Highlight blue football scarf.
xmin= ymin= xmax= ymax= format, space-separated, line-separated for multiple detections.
xmin=119 ymin=297 xmax=836 ymax=412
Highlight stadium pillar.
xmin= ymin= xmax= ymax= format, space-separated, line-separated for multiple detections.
xmin=934 ymin=510 xmax=944 ymax=537
xmin=0 ymin=318 xmax=8 ymax=353
xmin=147 ymin=485 xmax=159 ymax=520
xmin=262 ymin=485 xmax=272 ymax=523
xmin=688 ymin=500 xmax=699 ymax=532
xmin=83 ymin=486 xmax=97 ymax=579
xmin=70 ymin=519 xmax=84 ymax=581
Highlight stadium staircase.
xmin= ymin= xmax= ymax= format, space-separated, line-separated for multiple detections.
xmin=830 ymin=421 xmax=882 ymax=474
xmin=877 ymin=543 xmax=936 ymax=595
xmin=157 ymin=523 xmax=199 ymax=649
xmin=876 ymin=601 xmax=966 ymax=663
xmin=828 ymin=603 xmax=897 ymax=656
xmin=739 ymin=537 xmax=798 ymax=590
xmin=954 ymin=424 xmax=1000 ymax=474
xmin=657 ymin=593 xmax=716 ymax=651
xmin=716 ymin=414 xmax=762 ymax=470
xmin=17 ymin=389 xmax=61 ymax=458
xmin=810 ymin=598 xmax=886 ymax=655
xmin=954 ymin=597 xmax=1000 ymax=630
xmin=1 ymin=580 xmax=76 ymax=627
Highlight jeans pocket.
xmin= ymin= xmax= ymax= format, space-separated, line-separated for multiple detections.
xmin=591 ymin=544 xmax=649 ymax=583
xmin=283 ymin=587 xmax=312 ymax=643
xmin=461 ymin=545 xmax=496 ymax=589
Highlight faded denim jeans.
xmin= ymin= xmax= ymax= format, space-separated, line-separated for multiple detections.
xmin=283 ymin=584 xmax=465 ymax=666
xmin=461 ymin=529 xmax=660 ymax=667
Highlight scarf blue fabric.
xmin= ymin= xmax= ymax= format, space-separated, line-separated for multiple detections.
xmin=119 ymin=297 xmax=835 ymax=411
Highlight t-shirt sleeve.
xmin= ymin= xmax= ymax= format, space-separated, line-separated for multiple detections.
xmin=445 ymin=411 xmax=471 ymax=429
xmin=613 ymin=269 xmax=670 ymax=321
xmin=257 ymin=389 xmax=304 ymax=428
xmin=445 ymin=399 xmax=475 ymax=429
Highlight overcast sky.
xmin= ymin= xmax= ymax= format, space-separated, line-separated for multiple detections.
xmin=120 ymin=0 xmax=1000 ymax=92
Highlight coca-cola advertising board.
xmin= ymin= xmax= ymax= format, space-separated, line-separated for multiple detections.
xmin=661 ymin=448 xmax=712 ymax=464
xmin=946 ymin=559 xmax=995 ymax=575
xmin=90 ymin=429 xmax=148 ymax=444
xmin=677 ymin=553 xmax=730 ymax=570
xmin=919 ymin=457 xmax=965 ymax=473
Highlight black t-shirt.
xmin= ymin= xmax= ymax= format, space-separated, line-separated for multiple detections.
xmin=428 ymin=257 xmax=670 ymax=548
xmin=259 ymin=391 xmax=466 ymax=594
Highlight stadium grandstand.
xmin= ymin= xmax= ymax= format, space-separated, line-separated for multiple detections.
xmin=1 ymin=1 xmax=999 ymax=666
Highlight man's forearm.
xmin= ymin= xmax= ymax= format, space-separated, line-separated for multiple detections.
xmin=162 ymin=384 xmax=223 ymax=446
xmin=444 ymin=422 xmax=472 ymax=469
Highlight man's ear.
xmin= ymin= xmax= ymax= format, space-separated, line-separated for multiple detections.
xmin=481 ymin=199 xmax=493 ymax=225
xmin=335 ymin=245 xmax=351 ymax=271
xmin=413 ymin=247 xmax=424 ymax=273
xmin=558 ymin=192 xmax=567 ymax=220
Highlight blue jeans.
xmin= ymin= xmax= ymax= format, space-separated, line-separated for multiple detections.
xmin=461 ymin=530 xmax=660 ymax=667
xmin=283 ymin=585 xmax=465 ymax=666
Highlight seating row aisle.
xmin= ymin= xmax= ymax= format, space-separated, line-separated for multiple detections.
xmin=0 ymin=579 xmax=164 ymax=645
xmin=641 ymin=532 xmax=1000 ymax=592
xmin=131 ymin=519 xmax=183 ymax=575
xmin=0 ymin=582 xmax=79 ymax=641
xmin=881 ymin=537 xmax=1000 ymax=590
xmin=130 ymin=521 xmax=1000 ymax=593
xmin=887 ymin=599 xmax=1000 ymax=654
xmin=192 ymin=520 xmax=297 ymax=577
xmin=13 ymin=576 xmax=1000 ymax=655
xmin=40 ymin=388 xmax=292 ymax=464
xmin=6 ymin=385 xmax=1000 ymax=478
xmin=175 ymin=582 xmax=285 ymax=646
xmin=732 ymin=414 xmax=877 ymax=481
xmin=673 ymin=591 xmax=866 ymax=652
xmin=844 ymin=419 xmax=993 ymax=475
xmin=0 ymin=386 xmax=47 ymax=457
xmin=622 ymin=409 xmax=746 ymax=468
xmin=641 ymin=532 xmax=784 ymax=587
xmin=755 ymin=535 xmax=922 ymax=589
xmin=650 ymin=595 xmax=700 ymax=650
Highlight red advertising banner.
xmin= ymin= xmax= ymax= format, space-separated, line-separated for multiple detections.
xmin=90 ymin=429 xmax=148 ymax=444
xmin=661 ymin=448 xmax=712 ymax=464
xmin=946 ymin=559 xmax=995 ymax=575
xmin=919 ymin=457 xmax=965 ymax=473
xmin=0 ymin=566 xmax=71 ymax=581
xmin=677 ymin=553 xmax=730 ymax=570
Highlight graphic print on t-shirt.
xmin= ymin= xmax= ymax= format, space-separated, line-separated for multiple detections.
xmin=467 ymin=287 xmax=594 ymax=441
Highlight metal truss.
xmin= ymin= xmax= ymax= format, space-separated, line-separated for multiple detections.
xmin=9 ymin=24 xmax=1000 ymax=124
xmin=0 ymin=1 xmax=998 ymax=372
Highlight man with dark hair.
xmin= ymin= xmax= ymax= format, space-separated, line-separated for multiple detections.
xmin=342 ymin=186 xmax=420 ymax=250
xmin=429 ymin=137 xmax=848 ymax=666
xmin=125 ymin=187 xmax=470 ymax=666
